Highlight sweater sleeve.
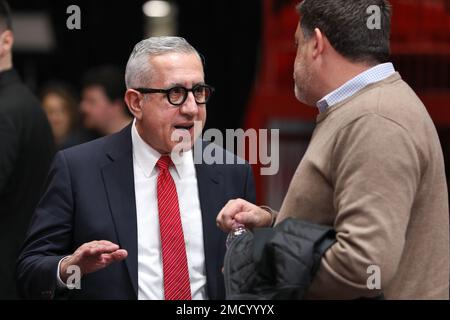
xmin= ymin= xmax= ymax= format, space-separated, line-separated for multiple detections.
xmin=306 ymin=113 xmax=421 ymax=299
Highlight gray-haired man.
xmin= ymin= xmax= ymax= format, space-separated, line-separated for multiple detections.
xmin=17 ymin=37 xmax=256 ymax=300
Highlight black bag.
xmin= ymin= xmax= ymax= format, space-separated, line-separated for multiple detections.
xmin=223 ymin=218 xmax=336 ymax=300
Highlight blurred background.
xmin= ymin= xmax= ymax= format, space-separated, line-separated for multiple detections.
xmin=7 ymin=0 xmax=450 ymax=209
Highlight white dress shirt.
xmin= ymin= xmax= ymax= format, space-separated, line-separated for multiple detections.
xmin=131 ymin=120 xmax=207 ymax=300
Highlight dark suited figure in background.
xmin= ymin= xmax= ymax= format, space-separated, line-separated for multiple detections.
xmin=0 ymin=1 xmax=54 ymax=299
xmin=17 ymin=36 xmax=255 ymax=299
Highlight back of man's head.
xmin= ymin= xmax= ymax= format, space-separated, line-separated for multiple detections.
xmin=297 ymin=0 xmax=391 ymax=65
xmin=0 ymin=0 xmax=12 ymax=32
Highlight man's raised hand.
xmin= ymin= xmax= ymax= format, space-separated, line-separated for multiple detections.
xmin=59 ymin=240 xmax=128 ymax=284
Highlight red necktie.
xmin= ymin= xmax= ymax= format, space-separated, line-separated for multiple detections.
xmin=156 ymin=156 xmax=192 ymax=300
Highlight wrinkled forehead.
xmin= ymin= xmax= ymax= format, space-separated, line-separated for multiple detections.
xmin=149 ymin=52 xmax=205 ymax=85
xmin=151 ymin=52 xmax=203 ymax=71
xmin=150 ymin=51 xmax=202 ymax=66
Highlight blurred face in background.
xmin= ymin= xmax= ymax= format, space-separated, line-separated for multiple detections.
xmin=42 ymin=92 xmax=72 ymax=144
xmin=0 ymin=27 xmax=13 ymax=70
xmin=80 ymin=85 xmax=114 ymax=133
xmin=128 ymin=52 xmax=207 ymax=154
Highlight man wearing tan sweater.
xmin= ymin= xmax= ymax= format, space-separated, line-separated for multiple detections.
xmin=217 ymin=0 xmax=449 ymax=299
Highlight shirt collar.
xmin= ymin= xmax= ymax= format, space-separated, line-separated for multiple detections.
xmin=131 ymin=119 xmax=192 ymax=179
xmin=316 ymin=62 xmax=396 ymax=112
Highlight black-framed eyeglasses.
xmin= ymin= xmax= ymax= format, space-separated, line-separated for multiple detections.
xmin=133 ymin=84 xmax=215 ymax=106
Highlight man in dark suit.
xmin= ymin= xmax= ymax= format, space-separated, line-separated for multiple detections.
xmin=0 ymin=1 xmax=54 ymax=299
xmin=16 ymin=36 xmax=256 ymax=299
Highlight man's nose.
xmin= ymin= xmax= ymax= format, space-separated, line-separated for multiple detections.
xmin=179 ymin=92 xmax=199 ymax=116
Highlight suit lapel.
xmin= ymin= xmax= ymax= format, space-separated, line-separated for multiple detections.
xmin=194 ymin=142 xmax=225 ymax=299
xmin=101 ymin=124 xmax=138 ymax=298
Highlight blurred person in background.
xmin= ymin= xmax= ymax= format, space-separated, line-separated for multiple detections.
xmin=80 ymin=65 xmax=132 ymax=136
xmin=0 ymin=0 xmax=54 ymax=299
xmin=40 ymin=82 xmax=80 ymax=149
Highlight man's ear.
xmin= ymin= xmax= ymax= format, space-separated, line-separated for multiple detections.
xmin=312 ymin=28 xmax=324 ymax=59
xmin=0 ymin=30 xmax=14 ymax=57
xmin=124 ymin=89 xmax=143 ymax=120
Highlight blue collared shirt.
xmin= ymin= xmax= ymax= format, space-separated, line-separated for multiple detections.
xmin=316 ymin=62 xmax=396 ymax=112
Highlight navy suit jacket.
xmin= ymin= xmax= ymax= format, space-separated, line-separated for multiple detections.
xmin=16 ymin=124 xmax=256 ymax=300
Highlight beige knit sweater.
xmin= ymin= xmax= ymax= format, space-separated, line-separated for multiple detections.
xmin=276 ymin=73 xmax=449 ymax=299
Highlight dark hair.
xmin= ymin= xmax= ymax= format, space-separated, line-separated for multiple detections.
xmin=297 ymin=0 xmax=392 ymax=64
xmin=82 ymin=65 xmax=125 ymax=103
xmin=0 ymin=0 xmax=12 ymax=31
